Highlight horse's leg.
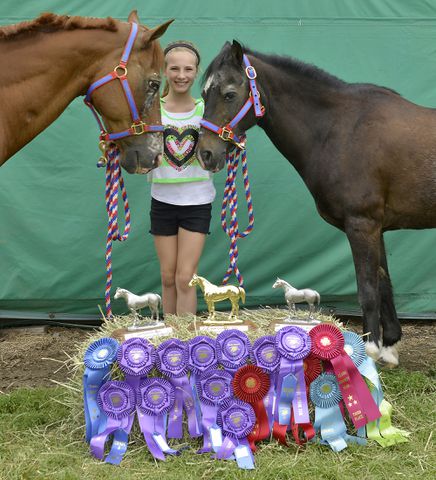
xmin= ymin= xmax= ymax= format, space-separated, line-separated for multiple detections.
xmin=378 ymin=236 xmax=402 ymax=367
xmin=230 ymin=297 xmax=239 ymax=319
xmin=207 ymin=300 xmax=215 ymax=320
xmin=345 ymin=218 xmax=382 ymax=360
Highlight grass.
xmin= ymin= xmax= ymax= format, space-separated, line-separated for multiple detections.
xmin=0 ymin=310 xmax=435 ymax=480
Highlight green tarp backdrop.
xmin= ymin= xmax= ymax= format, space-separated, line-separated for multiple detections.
xmin=2 ymin=0 xmax=436 ymax=319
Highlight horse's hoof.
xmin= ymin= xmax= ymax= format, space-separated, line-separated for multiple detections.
xmin=365 ymin=341 xmax=381 ymax=361
xmin=378 ymin=344 xmax=399 ymax=369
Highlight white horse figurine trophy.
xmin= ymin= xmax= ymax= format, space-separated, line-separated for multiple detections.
xmin=272 ymin=278 xmax=320 ymax=319
xmin=114 ymin=287 xmax=161 ymax=328
xmin=189 ymin=274 xmax=245 ymax=323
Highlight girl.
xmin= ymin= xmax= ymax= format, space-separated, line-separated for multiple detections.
xmin=149 ymin=41 xmax=215 ymax=316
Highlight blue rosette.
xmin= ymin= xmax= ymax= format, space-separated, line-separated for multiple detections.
xmin=342 ymin=331 xmax=366 ymax=368
xmin=310 ymin=372 xmax=365 ymax=451
xmin=89 ymin=380 xmax=136 ymax=464
xmin=83 ymin=337 xmax=119 ymax=443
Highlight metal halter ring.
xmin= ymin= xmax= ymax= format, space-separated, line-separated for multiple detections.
xmin=219 ymin=127 xmax=234 ymax=142
xmin=114 ymin=64 xmax=128 ymax=78
xmin=245 ymin=65 xmax=257 ymax=80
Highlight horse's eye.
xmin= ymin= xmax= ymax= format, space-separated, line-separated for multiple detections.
xmin=224 ymin=91 xmax=237 ymax=102
xmin=148 ymin=79 xmax=160 ymax=91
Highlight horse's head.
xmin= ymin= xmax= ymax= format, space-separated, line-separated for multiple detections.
xmin=188 ymin=274 xmax=200 ymax=287
xmin=272 ymin=278 xmax=287 ymax=289
xmin=114 ymin=287 xmax=125 ymax=299
xmin=87 ymin=11 xmax=173 ymax=174
xmin=197 ymin=41 xmax=262 ymax=172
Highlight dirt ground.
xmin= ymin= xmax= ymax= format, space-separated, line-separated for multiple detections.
xmin=0 ymin=319 xmax=434 ymax=393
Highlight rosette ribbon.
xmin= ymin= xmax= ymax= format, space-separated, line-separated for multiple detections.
xmin=117 ymin=337 xmax=156 ymax=390
xmin=187 ymin=336 xmax=218 ymax=433
xmin=343 ymin=332 xmax=409 ymax=446
xmin=196 ymin=369 xmax=233 ymax=453
xmin=310 ymin=324 xmax=381 ymax=429
xmin=216 ymin=398 xmax=256 ymax=470
xmin=157 ymin=338 xmax=201 ymax=439
xmin=274 ymin=326 xmax=311 ymax=437
xmin=89 ymin=380 xmax=136 ymax=464
xmin=288 ymin=354 xmax=321 ymax=445
xmin=310 ymin=373 xmax=366 ymax=452
xmin=216 ymin=329 xmax=251 ymax=373
xmin=233 ymin=365 xmax=270 ymax=449
xmin=137 ymin=378 xmax=180 ymax=461
xmin=251 ymin=335 xmax=281 ymax=430
xmin=83 ymin=337 xmax=119 ymax=442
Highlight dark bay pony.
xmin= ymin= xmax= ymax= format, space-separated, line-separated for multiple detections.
xmin=197 ymin=41 xmax=436 ymax=367
xmin=0 ymin=11 xmax=172 ymax=173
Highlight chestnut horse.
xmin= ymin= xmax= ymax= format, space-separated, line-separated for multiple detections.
xmin=197 ymin=41 xmax=436 ymax=367
xmin=0 ymin=11 xmax=172 ymax=173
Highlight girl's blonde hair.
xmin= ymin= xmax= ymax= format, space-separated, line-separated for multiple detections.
xmin=161 ymin=40 xmax=201 ymax=97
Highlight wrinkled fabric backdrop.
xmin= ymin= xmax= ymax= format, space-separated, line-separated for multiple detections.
xmin=1 ymin=0 xmax=436 ymax=318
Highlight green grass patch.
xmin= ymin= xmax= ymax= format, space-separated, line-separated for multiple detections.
xmin=1 ymin=371 xmax=434 ymax=480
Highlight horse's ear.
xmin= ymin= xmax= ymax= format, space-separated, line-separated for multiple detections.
xmin=127 ymin=10 xmax=139 ymax=24
xmin=144 ymin=19 xmax=174 ymax=44
xmin=231 ymin=40 xmax=244 ymax=66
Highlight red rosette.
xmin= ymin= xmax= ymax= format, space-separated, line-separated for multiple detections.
xmin=303 ymin=354 xmax=322 ymax=384
xmin=233 ymin=365 xmax=270 ymax=403
xmin=233 ymin=365 xmax=270 ymax=446
xmin=309 ymin=323 xmax=344 ymax=360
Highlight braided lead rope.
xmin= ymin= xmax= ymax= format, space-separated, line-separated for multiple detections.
xmin=221 ymin=146 xmax=254 ymax=287
xmin=99 ymin=146 xmax=131 ymax=318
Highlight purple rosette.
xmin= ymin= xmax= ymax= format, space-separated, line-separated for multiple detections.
xmin=251 ymin=335 xmax=281 ymax=428
xmin=216 ymin=329 xmax=251 ymax=373
xmin=187 ymin=336 xmax=218 ymax=438
xmin=156 ymin=339 xmax=201 ymax=439
xmin=196 ymin=369 xmax=233 ymax=453
xmin=275 ymin=326 xmax=311 ymax=426
xmin=187 ymin=336 xmax=218 ymax=374
xmin=117 ymin=337 xmax=156 ymax=390
xmin=137 ymin=378 xmax=179 ymax=461
xmin=90 ymin=380 xmax=136 ymax=463
xmin=215 ymin=398 xmax=256 ymax=467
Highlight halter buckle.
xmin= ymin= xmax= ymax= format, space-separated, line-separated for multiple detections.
xmin=131 ymin=122 xmax=148 ymax=135
xmin=219 ymin=127 xmax=234 ymax=142
xmin=245 ymin=65 xmax=257 ymax=80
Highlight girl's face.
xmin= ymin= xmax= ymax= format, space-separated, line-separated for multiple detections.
xmin=164 ymin=49 xmax=198 ymax=94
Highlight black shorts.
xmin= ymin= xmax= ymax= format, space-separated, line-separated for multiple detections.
xmin=149 ymin=198 xmax=212 ymax=236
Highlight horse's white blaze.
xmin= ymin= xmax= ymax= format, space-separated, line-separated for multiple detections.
xmin=203 ymin=74 xmax=215 ymax=95
xmin=379 ymin=344 xmax=399 ymax=368
xmin=365 ymin=341 xmax=381 ymax=360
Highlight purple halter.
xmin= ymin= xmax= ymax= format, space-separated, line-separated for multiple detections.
xmin=200 ymin=54 xmax=265 ymax=149
xmin=84 ymin=22 xmax=164 ymax=143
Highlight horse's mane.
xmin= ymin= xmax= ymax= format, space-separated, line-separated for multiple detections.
xmin=203 ymin=42 xmax=399 ymax=96
xmin=0 ymin=12 xmax=118 ymax=40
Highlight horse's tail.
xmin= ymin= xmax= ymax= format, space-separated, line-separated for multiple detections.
xmin=315 ymin=292 xmax=321 ymax=305
xmin=157 ymin=293 xmax=162 ymax=308
xmin=239 ymin=287 xmax=246 ymax=304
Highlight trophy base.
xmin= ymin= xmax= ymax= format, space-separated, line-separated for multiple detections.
xmin=193 ymin=318 xmax=257 ymax=333
xmin=272 ymin=316 xmax=322 ymax=333
xmin=112 ymin=322 xmax=173 ymax=341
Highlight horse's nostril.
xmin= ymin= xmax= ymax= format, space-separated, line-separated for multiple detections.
xmin=201 ymin=150 xmax=212 ymax=163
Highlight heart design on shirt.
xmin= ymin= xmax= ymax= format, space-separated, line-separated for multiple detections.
xmin=164 ymin=126 xmax=199 ymax=171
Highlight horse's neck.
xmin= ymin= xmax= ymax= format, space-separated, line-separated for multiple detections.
xmin=282 ymin=282 xmax=295 ymax=292
xmin=0 ymin=28 xmax=122 ymax=163
xmin=252 ymin=55 xmax=343 ymax=177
